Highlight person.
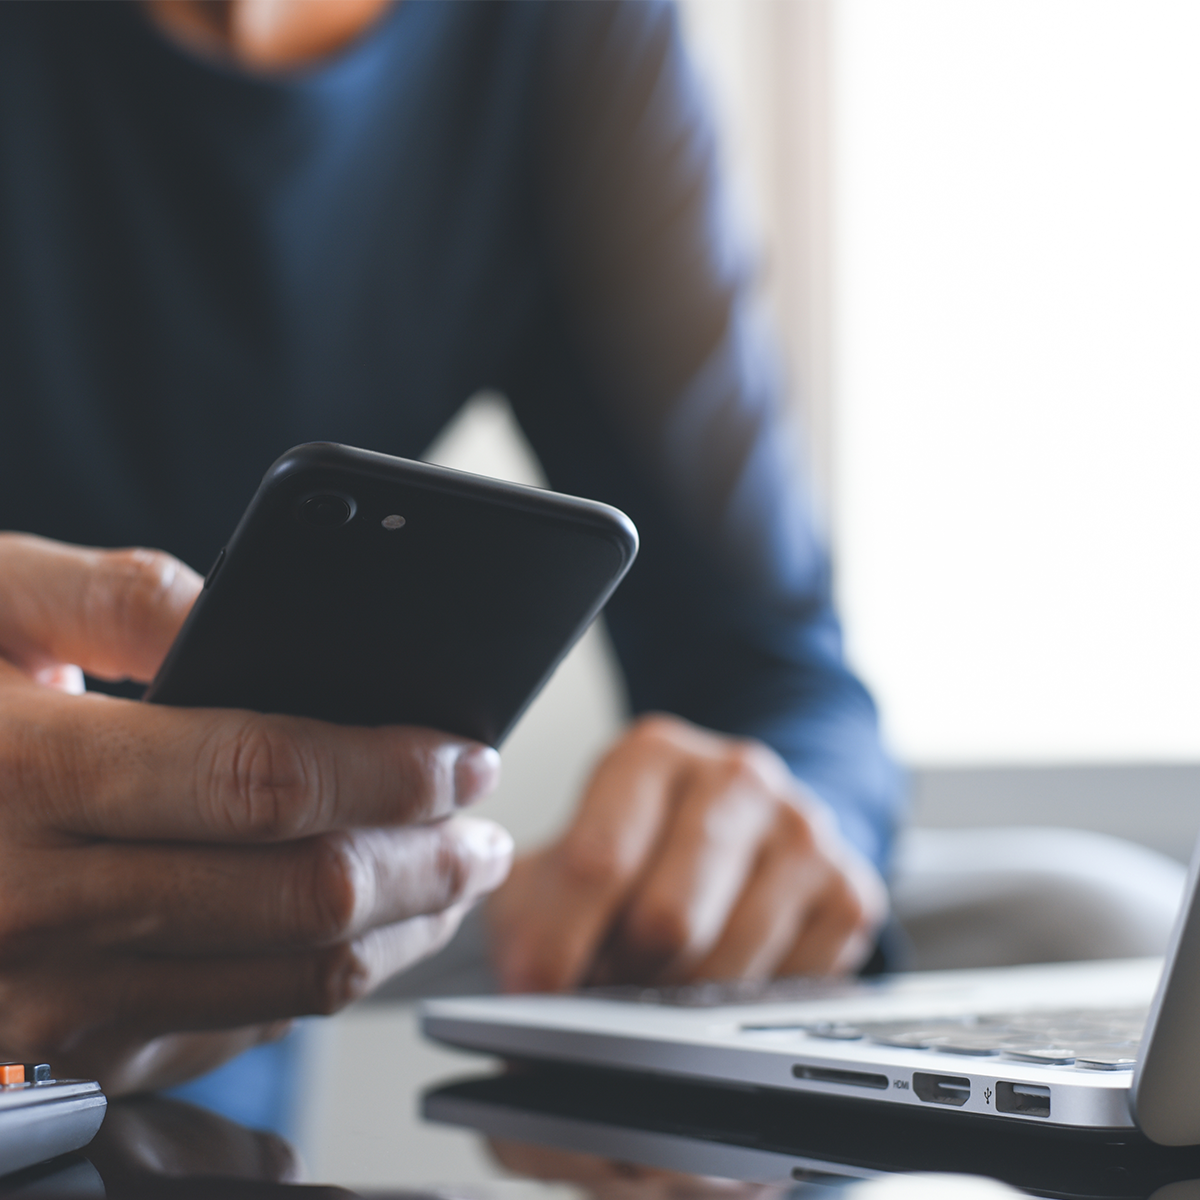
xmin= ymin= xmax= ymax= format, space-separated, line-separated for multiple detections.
xmin=0 ymin=0 xmax=901 ymax=1114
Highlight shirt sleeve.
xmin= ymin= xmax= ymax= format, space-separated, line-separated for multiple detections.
xmin=499 ymin=0 xmax=904 ymax=871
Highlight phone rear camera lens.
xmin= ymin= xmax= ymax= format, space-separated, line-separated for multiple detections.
xmin=298 ymin=493 xmax=355 ymax=528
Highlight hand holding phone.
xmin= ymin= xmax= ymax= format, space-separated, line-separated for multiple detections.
xmin=0 ymin=532 xmax=512 ymax=1096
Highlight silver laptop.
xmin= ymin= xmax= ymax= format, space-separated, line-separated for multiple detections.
xmin=422 ymin=837 xmax=1200 ymax=1145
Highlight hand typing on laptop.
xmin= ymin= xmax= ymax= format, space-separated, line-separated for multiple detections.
xmin=487 ymin=715 xmax=888 ymax=990
xmin=0 ymin=533 xmax=512 ymax=1094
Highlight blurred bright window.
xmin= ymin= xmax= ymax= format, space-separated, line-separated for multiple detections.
xmin=684 ymin=0 xmax=1200 ymax=765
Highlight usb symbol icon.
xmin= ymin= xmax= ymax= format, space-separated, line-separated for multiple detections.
xmin=984 ymin=1087 xmax=993 ymax=1105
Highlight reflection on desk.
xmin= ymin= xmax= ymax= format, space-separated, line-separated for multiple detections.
xmin=423 ymin=1067 xmax=1200 ymax=1200
xmin=0 ymin=1097 xmax=351 ymax=1199
xmin=0 ymin=1085 xmax=1026 ymax=1200
xmin=6 ymin=1043 xmax=1200 ymax=1198
xmin=0 ymin=1087 xmax=1024 ymax=1200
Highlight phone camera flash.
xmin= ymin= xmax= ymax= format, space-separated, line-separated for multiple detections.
xmin=382 ymin=514 xmax=406 ymax=530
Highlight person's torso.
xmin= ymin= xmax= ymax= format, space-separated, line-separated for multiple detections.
xmin=0 ymin=0 xmax=544 ymax=571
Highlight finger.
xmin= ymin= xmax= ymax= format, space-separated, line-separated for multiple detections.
xmin=0 ymin=683 xmax=500 ymax=842
xmin=23 ymin=816 xmax=512 ymax=955
xmin=777 ymin=860 xmax=886 ymax=976
xmin=0 ymin=534 xmax=202 ymax=682
xmin=88 ymin=1024 xmax=293 ymax=1097
xmin=12 ymin=905 xmax=475 ymax=1057
xmin=779 ymin=901 xmax=868 ymax=976
xmin=593 ymin=754 xmax=778 ymax=984
xmin=490 ymin=728 xmax=686 ymax=992
xmin=688 ymin=833 xmax=830 ymax=982
xmin=153 ymin=905 xmax=473 ymax=1026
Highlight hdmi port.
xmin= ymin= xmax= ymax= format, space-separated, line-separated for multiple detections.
xmin=912 ymin=1072 xmax=970 ymax=1107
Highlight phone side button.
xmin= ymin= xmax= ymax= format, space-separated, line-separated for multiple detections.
xmin=203 ymin=548 xmax=226 ymax=590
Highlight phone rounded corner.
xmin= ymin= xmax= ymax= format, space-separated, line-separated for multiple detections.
xmin=262 ymin=442 xmax=352 ymax=489
xmin=618 ymin=511 xmax=640 ymax=567
xmin=598 ymin=504 xmax=640 ymax=574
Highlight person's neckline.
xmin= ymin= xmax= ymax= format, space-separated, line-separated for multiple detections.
xmin=128 ymin=0 xmax=411 ymax=90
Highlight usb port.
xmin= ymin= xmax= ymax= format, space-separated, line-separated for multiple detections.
xmin=995 ymin=1082 xmax=1050 ymax=1118
xmin=912 ymin=1072 xmax=970 ymax=1107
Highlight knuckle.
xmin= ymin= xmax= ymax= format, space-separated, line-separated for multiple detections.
xmin=294 ymin=834 xmax=369 ymax=945
xmin=307 ymin=940 xmax=371 ymax=1016
xmin=557 ymin=835 xmax=624 ymax=893
xmin=625 ymin=713 xmax=685 ymax=754
xmin=623 ymin=902 xmax=693 ymax=964
xmin=210 ymin=720 xmax=326 ymax=840
xmin=718 ymin=740 xmax=778 ymax=794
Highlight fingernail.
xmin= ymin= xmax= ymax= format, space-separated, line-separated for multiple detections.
xmin=454 ymin=744 xmax=501 ymax=806
xmin=459 ymin=816 xmax=514 ymax=862
xmin=457 ymin=816 xmax=514 ymax=891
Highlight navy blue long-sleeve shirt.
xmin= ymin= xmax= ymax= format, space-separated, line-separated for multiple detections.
xmin=0 ymin=0 xmax=900 ymax=867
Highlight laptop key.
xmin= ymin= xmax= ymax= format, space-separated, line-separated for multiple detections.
xmin=867 ymin=1024 xmax=976 ymax=1050
xmin=1074 ymin=1048 xmax=1138 ymax=1071
xmin=589 ymin=975 xmax=873 ymax=1008
xmin=804 ymin=1023 xmax=865 ymax=1041
xmin=927 ymin=1036 xmax=1003 ymax=1056
xmin=1001 ymin=1046 xmax=1078 ymax=1064
xmin=868 ymin=1031 xmax=944 ymax=1049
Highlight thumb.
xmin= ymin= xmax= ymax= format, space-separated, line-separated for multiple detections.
xmin=0 ymin=533 xmax=203 ymax=683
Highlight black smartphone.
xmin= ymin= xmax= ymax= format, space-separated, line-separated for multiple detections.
xmin=145 ymin=443 xmax=638 ymax=746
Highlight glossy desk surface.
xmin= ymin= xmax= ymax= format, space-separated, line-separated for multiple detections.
xmin=6 ymin=1003 xmax=1200 ymax=1200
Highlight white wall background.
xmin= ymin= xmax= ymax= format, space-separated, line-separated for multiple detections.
xmin=832 ymin=0 xmax=1200 ymax=763
xmin=686 ymin=0 xmax=1200 ymax=766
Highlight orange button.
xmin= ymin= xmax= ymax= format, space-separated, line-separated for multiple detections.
xmin=0 ymin=1063 xmax=24 ymax=1085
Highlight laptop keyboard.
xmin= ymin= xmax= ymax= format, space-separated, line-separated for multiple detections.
xmin=581 ymin=980 xmax=1145 ymax=1072
xmin=743 ymin=1008 xmax=1146 ymax=1071
xmin=585 ymin=977 xmax=876 ymax=1008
